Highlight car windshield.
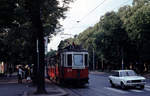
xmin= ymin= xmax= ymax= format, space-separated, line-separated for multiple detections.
xmin=120 ymin=70 xmax=137 ymax=77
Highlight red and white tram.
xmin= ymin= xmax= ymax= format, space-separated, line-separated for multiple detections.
xmin=47 ymin=46 xmax=89 ymax=85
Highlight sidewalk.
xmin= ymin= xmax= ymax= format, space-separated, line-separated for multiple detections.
xmin=23 ymin=79 xmax=68 ymax=96
xmin=1 ymin=72 xmax=68 ymax=96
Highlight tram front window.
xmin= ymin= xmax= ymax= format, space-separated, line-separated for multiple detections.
xmin=73 ymin=54 xmax=83 ymax=67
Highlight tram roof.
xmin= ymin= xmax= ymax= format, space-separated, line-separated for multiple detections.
xmin=58 ymin=44 xmax=88 ymax=53
xmin=60 ymin=49 xmax=88 ymax=53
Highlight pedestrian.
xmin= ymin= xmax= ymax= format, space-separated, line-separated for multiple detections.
xmin=8 ymin=67 xmax=12 ymax=77
xmin=26 ymin=67 xmax=31 ymax=82
xmin=18 ymin=66 xmax=23 ymax=83
xmin=24 ymin=66 xmax=28 ymax=79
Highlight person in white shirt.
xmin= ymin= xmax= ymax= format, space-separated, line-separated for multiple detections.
xmin=18 ymin=67 xmax=23 ymax=83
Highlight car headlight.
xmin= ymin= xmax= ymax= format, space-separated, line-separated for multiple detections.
xmin=127 ymin=80 xmax=132 ymax=83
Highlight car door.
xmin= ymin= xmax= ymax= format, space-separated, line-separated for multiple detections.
xmin=111 ymin=72 xmax=120 ymax=85
xmin=116 ymin=72 xmax=122 ymax=85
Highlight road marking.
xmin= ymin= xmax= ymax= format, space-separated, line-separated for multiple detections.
xmin=130 ymin=89 xmax=143 ymax=92
xmin=104 ymin=87 xmax=128 ymax=94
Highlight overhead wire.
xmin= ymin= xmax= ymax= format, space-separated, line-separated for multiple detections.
xmin=61 ymin=0 xmax=132 ymax=38
xmin=61 ymin=0 xmax=108 ymax=37
xmin=78 ymin=0 xmax=107 ymax=22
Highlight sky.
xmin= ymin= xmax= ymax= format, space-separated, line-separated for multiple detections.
xmin=48 ymin=0 xmax=133 ymax=51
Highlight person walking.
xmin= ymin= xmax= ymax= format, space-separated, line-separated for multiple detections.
xmin=18 ymin=67 xmax=23 ymax=83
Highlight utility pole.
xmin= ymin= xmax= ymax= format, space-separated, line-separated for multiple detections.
xmin=93 ymin=47 xmax=95 ymax=70
xmin=44 ymin=37 xmax=48 ymax=77
xmin=121 ymin=48 xmax=124 ymax=70
xmin=121 ymin=58 xmax=124 ymax=70
xmin=102 ymin=57 xmax=104 ymax=71
xmin=37 ymin=39 xmax=39 ymax=74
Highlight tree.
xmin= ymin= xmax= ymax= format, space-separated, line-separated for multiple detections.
xmin=129 ymin=3 xmax=150 ymax=72
xmin=27 ymin=0 xmax=73 ymax=94
xmin=95 ymin=12 xmax=128 ymax=69
xmin=0 ymin=0 xmax=73 ymax=94
xmin=0 ymin=0 xmax=34 ymax=67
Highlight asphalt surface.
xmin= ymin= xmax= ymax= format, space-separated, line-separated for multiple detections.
xmin=64 ymin=72 xmax=150 ymax=96
xmin=0 ymin=76 xmax=29 ymax=96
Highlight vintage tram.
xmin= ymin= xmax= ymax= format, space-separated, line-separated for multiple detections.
xmin=47 ymin=45 xmax=89 ymax=85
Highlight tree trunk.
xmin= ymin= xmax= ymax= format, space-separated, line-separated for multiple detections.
xmin=31 ymin=31 xmax=38 ymax=86
xmin=30 ymin=0 xmax=47 ymax=94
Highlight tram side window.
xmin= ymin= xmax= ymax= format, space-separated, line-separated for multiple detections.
xmin=67 ymin=54 xmax=72 ymax=66
xmin=85 ymin=54 xmax=88 ymax=66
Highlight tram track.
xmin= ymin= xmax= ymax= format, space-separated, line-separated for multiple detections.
xmin=67 ymin=88 xmax=83 ymax=96
xmin=62 ymin=84 xmax=89 ymax=96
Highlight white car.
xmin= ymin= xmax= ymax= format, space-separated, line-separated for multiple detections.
xmin=109 ymin=70 xmax=146 ymax=89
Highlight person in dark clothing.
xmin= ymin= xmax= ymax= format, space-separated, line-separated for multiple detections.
xmin=26 ymin=67 xmax=31 ymax=82
xmin=8 ymin=67 xmax=13 ymax=77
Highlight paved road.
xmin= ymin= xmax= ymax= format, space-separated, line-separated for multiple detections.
xmin=0 ymin=83 xmax=29 ymax=96
xmin=0 ymin=76 xmax=30 ymax=96
xmin=64 ymin=73 xmax=150 ymax=96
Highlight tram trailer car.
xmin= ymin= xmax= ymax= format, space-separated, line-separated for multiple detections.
xmin=47 ymin=48 xmax=89 ymax=85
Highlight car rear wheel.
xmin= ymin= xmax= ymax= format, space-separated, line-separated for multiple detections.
xmin=121 ymin=82 xmax=127 ymax=90
xmin=110 ymin=80 xmax=115 ymax=87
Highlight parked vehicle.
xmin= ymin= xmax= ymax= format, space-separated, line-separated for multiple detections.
xmin=109 ymin=70 xmax=146 ymax=89
xmin=47 ymin=44 xmax=89 ymax=85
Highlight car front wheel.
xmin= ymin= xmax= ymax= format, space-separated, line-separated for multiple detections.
xmin=110 ymin=80 xmax=115 ymax=87
xmin=121 ymin=82 xmax=127 ymax=90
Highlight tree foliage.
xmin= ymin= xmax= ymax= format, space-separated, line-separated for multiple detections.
xmin=58 ymin=0 xmax=150 ymax=72
xmin=0 ymin=0 xmax=73 ymax=94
